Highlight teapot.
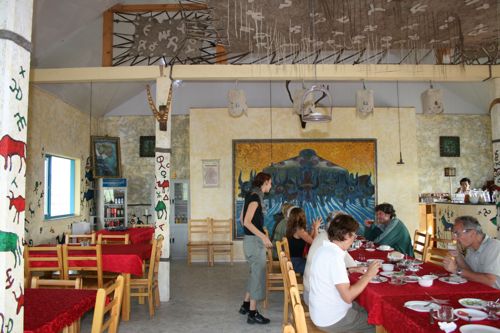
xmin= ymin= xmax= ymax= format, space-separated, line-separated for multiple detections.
xmin=468 ymin=190 xmax=480 ymax=204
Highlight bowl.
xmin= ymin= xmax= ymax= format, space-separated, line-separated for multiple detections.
xmin=379 ymin=245 xmax=391 ymax=251
xmin=418 ymin=276 xmax=434 ymax=287
xmin=382 ymin=263 xmax=394 ymax=272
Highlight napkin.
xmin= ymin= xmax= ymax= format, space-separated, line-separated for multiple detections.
xmin=438 ymin=321 xmax=456 ymax=333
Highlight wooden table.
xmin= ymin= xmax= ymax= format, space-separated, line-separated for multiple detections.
xmin=96 ymin=227 xmax=155 ymax=244
xmin=24 ymin=288 xmax=97 ymax=333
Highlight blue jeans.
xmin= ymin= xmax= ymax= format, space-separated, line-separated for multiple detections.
xmin=291 ymin=257 xmax=306 ymax=275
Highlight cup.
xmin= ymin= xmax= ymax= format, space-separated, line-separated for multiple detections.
xmin=418 ymin=276 xmax=434 ymax=287
xmin=390 ymin=273 xmax=404 ymax=285
xmin=435 ymin=306 xmax=454 ymax=322
xmin=485 ymin=301 xmax=500 ymax=320
xmin=382 ymin=263 xmax=394 ymax=272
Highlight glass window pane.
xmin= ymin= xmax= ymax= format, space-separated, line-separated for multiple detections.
xmin=49 ymin=156 xmax=73 ymax=216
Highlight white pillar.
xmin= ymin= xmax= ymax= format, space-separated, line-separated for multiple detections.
xmin=492 ymin=78 xmax=500 ymax=238
xmin=0 ymin=0 xmax=33 ymax=331
xmin=154 ymin=74 xmax=172 ymax=302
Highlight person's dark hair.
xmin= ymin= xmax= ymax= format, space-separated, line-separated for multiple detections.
xmin=454 ymin=215 xmax=484 ymax=236
xmin=460 ymin=178 xmax=471 ymax=185
xmin=327 ymin=214 xmax=359 ymax=242
xmin=252 ymin=172 xmax=271 ymax=188
xmin=286 ymin=207 xmax=307 ymax=238
xmin=375 ymin=203 xmax=396 ymax=219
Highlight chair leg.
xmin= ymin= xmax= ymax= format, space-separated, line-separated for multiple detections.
xmin=263 ymin=273 xmax=269 ymax=309
xmin=283 ymin=290 xmax=289 ymax=325
xmin=230 ymin=246 xmax=234 ymax=266
xmin=148 ymin=287 xmax=155 ymax=318
xmin=154 ymin=284 xmax=160 ymax=307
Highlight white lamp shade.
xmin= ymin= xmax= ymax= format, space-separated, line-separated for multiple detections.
xmin=228 ymin=89 xmax=248 ymax=117
xmin=356 ymin=89 xmax=374 ymax=114
xmin=421 ymin=88 xmax=444 ymax=114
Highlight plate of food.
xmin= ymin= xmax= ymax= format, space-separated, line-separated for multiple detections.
xmin=369 ymin=276 xmax=388 ymax=283
xmin=458 ymin=298 xmax=487 ymax=310
xmin=439 ymin=276 xmax=467 ymax=284
xmin=377 ymin=245 xmax=393 ymax=251
xmin=404 ymin=301 xmax=441 ymax=312
xmin=453 ymin=308 xmax=488 ymax=321
xmin=403 ymin=275 xmax=420 ymax=283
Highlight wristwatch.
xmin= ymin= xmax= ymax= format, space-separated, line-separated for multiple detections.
xmin=456 ymin=268 xmax=463 ymax=276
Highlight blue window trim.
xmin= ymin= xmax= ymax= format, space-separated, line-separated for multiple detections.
xmin=44 ymin=154 xmax=76 ymax=220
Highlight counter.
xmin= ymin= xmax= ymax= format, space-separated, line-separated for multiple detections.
xmin=435 ymin=202 xmax=498 ymax=239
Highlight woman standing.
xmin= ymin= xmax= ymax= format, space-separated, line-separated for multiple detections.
xmin=286 ymin=207 xmax=321 ymax=274
xmin=238 ymin=172 xmax=273 ymax=325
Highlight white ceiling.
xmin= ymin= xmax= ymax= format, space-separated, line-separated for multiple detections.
xmin=31 ymin=0 xmax=495 ymax=117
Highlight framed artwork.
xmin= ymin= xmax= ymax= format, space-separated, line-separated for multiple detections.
xmin=202 ymin=159 xmax=220 ymax=188
xmin=139 ymin=136 xmax=155 ymax=157
xmin=233 ymin=139 xmax=377 ymax=239
xmin=439 ymin=136 xmax=460 ymax=157
xmin=91 ymin=136 xmax=121 ymax=178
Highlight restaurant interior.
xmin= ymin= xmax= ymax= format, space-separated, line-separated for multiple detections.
xmin=1 ymin=0 xmax=500 ymax=332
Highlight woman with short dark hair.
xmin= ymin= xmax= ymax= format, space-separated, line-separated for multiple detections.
xmin=309 ymin=214 xmax=379 ymax=332
xmin=238 ymin=172 xmax=273 ymax=325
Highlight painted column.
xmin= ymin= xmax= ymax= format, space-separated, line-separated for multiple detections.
xmin=492 ymin=78 xmax=500 ymax=238
xmin=154 ymin=74 xmax=172 ymax=301
xmin=0 ymin=0 xmax=33 ymax=331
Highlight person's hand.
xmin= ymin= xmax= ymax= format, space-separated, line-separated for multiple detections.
xmin=364 ymin=219 xmax=374 ymax=227
xmin=262 ymin=236 xmax=273 ymax=249
xmin=312 ymin=217 xmax=322 ymax=231
xmin=366 ymin=261 xmax=381 ymax=278
xmin=442 ymin=255 xmax=457 ymax=273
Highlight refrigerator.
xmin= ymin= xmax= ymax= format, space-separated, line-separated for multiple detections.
xmin=96 ymin=178 xmax=127 ymax=230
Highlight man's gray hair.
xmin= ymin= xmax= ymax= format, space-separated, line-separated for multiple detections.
xmin=454 ymin=215 xmax=484 ymax=236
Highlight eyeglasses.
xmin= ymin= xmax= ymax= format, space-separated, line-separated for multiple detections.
xmin=452 ymin=229 xmax=473 ymax=237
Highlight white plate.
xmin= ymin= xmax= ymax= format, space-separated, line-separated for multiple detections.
xmin=453 ymin=308 xmax=488 ymax=321
xmin=367 ymin=259 xmax=384 ymax=264
xmin=369 ymin=276 xmax=388 ymax=283
xmin=403 ymin=275 xmax=420 ymax=283
xmin=458 ymin=298 xmax=487 ymax=310
xmin=439 ymin=276 xmax=468 ymax=284
xmin=380 ymin=271 xmax=399 ymax=278
xmin=377 ymin=246 xmax=393 ymax=251
xmin=404 ymin=300 xmax=441 ymax=312
xmin=460 ymin=324 xmax=500 ymax=333
xmin=365 ymin=248 xmax=376 ymax=252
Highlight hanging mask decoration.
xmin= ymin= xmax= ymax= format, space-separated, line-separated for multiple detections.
xmin=421 ymin=88 xmax=444 ymax=114
xmin=227 ymin=89 xmax=248 ymax=117
xmin=356 ymin=88 xmax=374 ymax=115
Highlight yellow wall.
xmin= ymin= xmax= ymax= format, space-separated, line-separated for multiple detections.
xmin=190 ymin=107 xmax=419 ymax=261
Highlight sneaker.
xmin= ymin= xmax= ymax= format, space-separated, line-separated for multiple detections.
xmin=238 ymin=304 xmax=249 ymax=315
xmin=247 ymin=311 xmax=270 ymax=325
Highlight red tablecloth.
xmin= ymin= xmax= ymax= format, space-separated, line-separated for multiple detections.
xmin=96 ymin=227 xmax=154 ymax=244
xmin=381 ymin=293 xmax=500 ymax=333
xmin=349 ymin=248 xmax=500 ymax=325
xmin=24 ymin=288 xmax=97 ymax=333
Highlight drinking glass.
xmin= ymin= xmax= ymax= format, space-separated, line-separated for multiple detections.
xmin=485 ymin=301 xmax=500 ymax=320
xmin=366 ymin=241 xmax=375 ymax=250
xmin=358 ymin=253 xmax=366 ymax=263
xmin=436 ymin=306 xmax=454 ymax=322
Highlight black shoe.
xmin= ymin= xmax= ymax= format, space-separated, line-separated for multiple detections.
xmin=247 ymin=311 xmax=270 ymax=325
xmin=239 ymin=304 xmax=249 ymax=315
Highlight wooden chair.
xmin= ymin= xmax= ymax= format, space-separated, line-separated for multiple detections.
xmin=130 ymin=235 xmax=164 ymax=318
xmin=65 ymin=233 xmax=96 ymax=245
xmin=283 ymin=324 xmax=296 ymax=333
xmin=31 ymin=277 xmax=82 ymax=289
xmin=24 ymin=244 xmax=64 ymax=285
xmin=289 ymin=285 xmax=323 ymax=333
xmin=413 ymin=230 xmax=429 ymax=261
xmin=210 ymin=218 xmax=233 ymax=265
xmin=91 ymin=275 xmax=125 ymax=333
xmin=63 ymin=244 xmax=104 ymax=288
xmin=281 ymin=237 xmax=291 ymax=259
xmin=279 ymin=251 xmax=292 ymax=324
xmin=187 ymin=218 xmax=211 ymax=265
xmin=263 ymin=228 xmax=284 ymax=308
xmin=97 ymin=234 xmax=129 ymax=245
xmin=425 ymin=236 xmax=455 ymax=265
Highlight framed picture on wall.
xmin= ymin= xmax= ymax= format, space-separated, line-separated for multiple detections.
xmin=139 ymin=136 xmax=155 ymax=157
xmin=91 ymin=136 xmax=122 ymax=178
xmin=202 ymin=159 xmax=219 ymax=188
xmin=439 ymin=136 xmax=460 ymax=157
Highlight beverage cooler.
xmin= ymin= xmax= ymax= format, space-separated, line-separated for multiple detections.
xmin=96 ymin=178 xmax=127 ymax=230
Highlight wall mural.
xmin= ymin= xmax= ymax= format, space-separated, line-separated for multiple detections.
xmin=233 ymin=139 xmax=376 ymax=239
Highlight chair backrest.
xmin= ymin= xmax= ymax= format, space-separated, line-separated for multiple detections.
xmin=281 ymin=237 xmax=291 ymax=259
xmin=290 ymin=286 xmax=307 ymax=333
xmin=91 ymin=275 xmax=125 ymax=333
xmin=210 ymin=218 xmax=232 ymax=242
xmin=287 ymin=264 xmax=299 ymax=287
xmin=188 ymin=219 xmax=211 ymax=242
xmin=283 ymin=324 xmax=296 ymax=333
xmin=63 ymin=244 xmax=103 ymax=288
xmin=425 ymin=236 xmax=453 ymax=265
xmin=428 ymin=236 xmax=456 ymax=249
xmin=278 ymin=251 xmax=290 ymax=290
xmin=147 ymin=235 xmax=164 ymax=283
xmin=31 ymin=277 xmax=82 ymax=289
xmin=97 ymin=234 xmax=129 ymax=245
xmin=24 ymin=244 xmax=64 ymax=283
xmin=413 ymin=230 xmax=429 ymax=261
xmin=65 ymin=233 xmax=96 ymax=245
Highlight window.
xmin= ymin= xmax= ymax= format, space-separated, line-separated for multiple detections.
xmin=44 ymin=155 xmax=76 ymax=219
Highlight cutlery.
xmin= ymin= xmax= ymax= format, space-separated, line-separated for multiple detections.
xmin=425 ymin=292 xmax=449 ymax=305
xmin=429 ymin=310 xmax=435 ymax=324
xmin=424 ymin=302 xmax=435 ymax=307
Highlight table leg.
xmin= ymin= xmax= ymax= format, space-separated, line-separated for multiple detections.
xmin=121 ymin=273 xmax=131 ymax=321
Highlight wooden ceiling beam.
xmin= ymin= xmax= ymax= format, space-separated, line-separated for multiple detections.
xmin=30 ymin=64 xmax=500 ymax=83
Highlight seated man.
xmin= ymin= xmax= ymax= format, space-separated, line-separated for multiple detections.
xmin=309 ymin=214 xmax=379 ymax=333
xmin=364 ymin=203 xmax=413 ymax=256
xmin=443 ymin=215 xmax=500 ymax=289
xmin=271 ymin=203 xmax=293 ymax=259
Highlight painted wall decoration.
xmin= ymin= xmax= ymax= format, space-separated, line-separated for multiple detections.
xmin=233 ymin=139 xmax=376 ymax=239
xmin=91 ymin=136 xmax=122 ymax=178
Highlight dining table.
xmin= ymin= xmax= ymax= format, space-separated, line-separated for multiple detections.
xmin=349 ymin=247 xmax=500 ymax=333
xmin=24 ymin=288 xmax=97 ymax=333
xmin=96 ymin=227 xmax=155 ymax=244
